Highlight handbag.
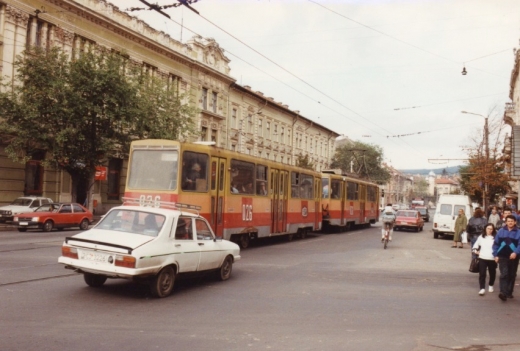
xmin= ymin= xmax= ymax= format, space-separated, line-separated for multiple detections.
xmin=469 ymin=257 xmax=480 ymax=273
xmin=461 ymin=231 xmax=468 ymax=244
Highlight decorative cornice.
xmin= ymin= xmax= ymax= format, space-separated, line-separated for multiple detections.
xmin=5 ymin=5 xmax=29 ymax=27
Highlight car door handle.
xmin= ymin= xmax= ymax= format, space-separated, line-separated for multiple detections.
xmin=198 ymin=243 xmax=204 ymax=246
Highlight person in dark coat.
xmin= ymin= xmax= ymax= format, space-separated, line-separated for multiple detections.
xmin=493 ymin=215 xmax=520 ymax=301
xmin=467 ymin=207 xmax=487 ymax=258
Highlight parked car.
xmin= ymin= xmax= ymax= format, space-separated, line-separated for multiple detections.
xmin=58 ymin=202 xmax=241 ymax=298
xmin=13 ymin=203 xmax=92 ymax=232
xmin=394 ymin=210 xmax=424 ymax=232
xmin=0 ymin=196 xmax=53 ymax=223
xmin=416 ymin=206 xmax=430 ymax=222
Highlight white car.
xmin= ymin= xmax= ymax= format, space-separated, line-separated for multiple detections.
xmin=0 ymin=196 xmax=53 ymax=223
xmin=58 ymin=202 xmax=241 ymax=298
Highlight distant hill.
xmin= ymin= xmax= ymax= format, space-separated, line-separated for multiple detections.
xmin=398 ymin=165 xmax=462 ymax=176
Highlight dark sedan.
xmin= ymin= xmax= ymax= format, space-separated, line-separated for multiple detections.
xmin=416 ymin=206 xmax=430 ymax=222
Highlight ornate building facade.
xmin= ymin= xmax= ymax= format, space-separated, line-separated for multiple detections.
xmin=0 ymin=0 xmax=338 ymax=211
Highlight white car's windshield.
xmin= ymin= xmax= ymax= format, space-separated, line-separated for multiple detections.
xmin=11 ymin=198 xmax=32 ymax=206
xmin=96 ymin=209 xmax=165 ymax=237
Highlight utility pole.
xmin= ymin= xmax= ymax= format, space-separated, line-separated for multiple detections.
xmin=461 ymin=111 xmax=490 ymax=210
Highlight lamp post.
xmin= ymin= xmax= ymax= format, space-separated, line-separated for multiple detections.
xmin=461 ymin=111 xmax=489 ymax=210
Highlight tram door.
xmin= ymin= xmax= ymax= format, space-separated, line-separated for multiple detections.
xmin=340 ymin=181 xmax=346 ymax=226
xmin=270 ymin=168 xmax=287 ymax=233
xmin=314 ymin=177 xmax=321 ymax=230
xmin=209 ymin=157 xmax=226 ymax=237
xmin=359 ymin=184 xmax=366 ymax=223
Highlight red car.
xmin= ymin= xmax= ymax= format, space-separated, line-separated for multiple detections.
xmin=13 ymin=203 xmax=93 ymax=232
xmin=394 ymin=210 xmax=424 ymax=232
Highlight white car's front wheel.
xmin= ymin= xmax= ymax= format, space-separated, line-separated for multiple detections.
xmin=218 ymin=256 xmax=233 ymax=281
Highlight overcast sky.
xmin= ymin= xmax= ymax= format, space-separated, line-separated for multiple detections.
xmin=109 ymin=0 xmax=520 ymax=170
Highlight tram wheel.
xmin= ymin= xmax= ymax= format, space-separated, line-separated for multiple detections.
xmin=239 ymin=234 xmax=250 ymax=249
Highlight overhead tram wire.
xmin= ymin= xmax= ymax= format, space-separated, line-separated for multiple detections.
xmin=130 ymin=1 xmax=434 ymax=160
xmin=308 ymin=0 xmax=511 ymax=79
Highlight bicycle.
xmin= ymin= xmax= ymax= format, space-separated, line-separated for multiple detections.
xmin=383 ymin=222 xmax=392 ymax=249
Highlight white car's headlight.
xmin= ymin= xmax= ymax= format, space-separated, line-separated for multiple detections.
xmin=32 ymin=217 xmax=39 ymax=222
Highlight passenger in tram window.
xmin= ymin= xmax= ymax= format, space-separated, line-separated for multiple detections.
xmin=331 ymin=183 xmax=340 ymax=199
xmin=322 ymin=184 xmax=329 ymax=198
xmin=257 ymin=181 xmax=268 ymax=196
xmin=291 ymin=186 xmax=299 ymax=198
xmin=231 ymin=181 xmax=240 ymax=194
xmin=242 ymin=182 xmax=254 ymax=194
xmin=183 ymin=163 xmax=202 ymax=190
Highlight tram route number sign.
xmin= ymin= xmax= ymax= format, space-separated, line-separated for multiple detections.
xmin=242 ymin=198 xmax=253 ymax=221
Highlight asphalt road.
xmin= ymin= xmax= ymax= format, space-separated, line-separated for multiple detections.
xmin=1 ymin=222 xmax=520 ymax=351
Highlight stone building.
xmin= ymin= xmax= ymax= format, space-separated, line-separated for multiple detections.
xmin=0 ymin=0 xmax=338 ymax=211
xmin=504 ymin=45 xmax=520 ymax=208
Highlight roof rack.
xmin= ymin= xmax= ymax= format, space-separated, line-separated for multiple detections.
xmin=121 ymin=197 xmax=201 ymax=216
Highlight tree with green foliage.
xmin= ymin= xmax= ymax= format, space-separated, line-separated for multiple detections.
xmin=330 ymin=140 xmax=390 ymax=184
xmin=0 ymin=46 xmax=197 ymax=207
xmin=295 ymin=153 xmax=315 ymax=170
xmin=458 ymin=109 xmax=511 ymax=206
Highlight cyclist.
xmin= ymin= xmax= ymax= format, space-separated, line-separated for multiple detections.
xmin=381 ymin=203 xmax=396 ymax=242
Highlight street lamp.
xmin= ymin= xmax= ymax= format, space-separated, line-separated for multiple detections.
xmin=461 ymin=111 xmax=489 ymax=210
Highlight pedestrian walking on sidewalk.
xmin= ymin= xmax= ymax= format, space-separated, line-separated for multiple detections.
xmin=473 ymin=223 xmax=497 ymax=296
xmin=492 ymin=215 xmax=520 ymax=301
xmin=488 ymin=207 xmax=500 ymax=227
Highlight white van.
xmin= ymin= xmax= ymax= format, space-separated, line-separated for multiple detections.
xmin=432 ymin=195 xmax=473 ymax=239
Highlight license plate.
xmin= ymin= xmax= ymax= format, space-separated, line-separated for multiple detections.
xmin=400 ymin=222 xmax=408 ymax=225
xmin=79 ymin=250 xmax=110 ymax=264
xmin=19 ymin=222 xmax=28 ymax=226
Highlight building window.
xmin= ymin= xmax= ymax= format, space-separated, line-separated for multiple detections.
xmin=211 ymin=129 xmax=217 ymax=143
xmin=231 ymin=108 xmax=237 ymax=128
xmin=281 ymin=127 xmax=285 ymax=144
xmin=108 ymin=159 xmax=123 ymax=200
xmin=266 ymin=121 xmax=271 ymax=138
xmin=212 ymin=92 xmax=217 ymax=113
xmin=247 ymin=114 xmax=253 ymax=133
xmin=201 ymin=126 xmax=208 ymax=141
xmin=202 ymin=88 xmax=208 ymax=110
xmin=258 ymin=119 xmax=263 ymax=137
xmin=274 ymin=124 xmax=278 ymax=142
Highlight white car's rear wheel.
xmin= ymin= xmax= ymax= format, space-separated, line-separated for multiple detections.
xmin=150 ymin=266 xmax=175 ymax=298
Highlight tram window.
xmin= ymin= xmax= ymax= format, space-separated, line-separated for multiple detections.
xmin=300 ymin=174 xmax=314 ymax=199
xmin=331 ymin=179 xmax=341 ymax=200
xmin=230 ymin=159 xmax=255 ymax=195
xmin=347 ymin=181 xmax=358 ymax=200
xmin=291 ymin=172 xmax=300 ymax=198
xmin=322 ymin=178 xmax=329 ymax=198
xmin=128 ymin=150 xmax=179 ymax=190
xmin=181 ymin=152 xmax=208 ymax=192
xmin=219 ymin=162 xmax=225 ymax=191
xmin=256 ymin=164 xmax=268 ymax=196
xmin=367 ymin=186 xmax=376 ymax=202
